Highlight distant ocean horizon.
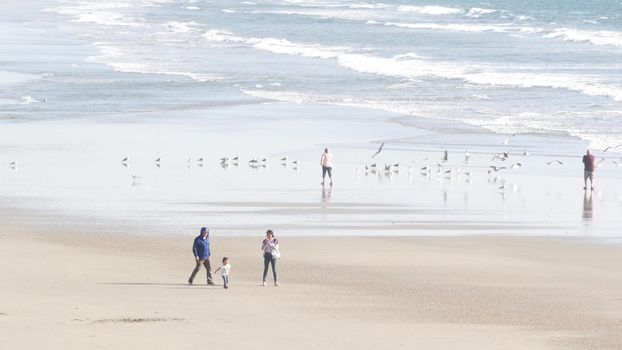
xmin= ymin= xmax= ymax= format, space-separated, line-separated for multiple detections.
xmin=3 ymin=0 xmax=622 ymax=151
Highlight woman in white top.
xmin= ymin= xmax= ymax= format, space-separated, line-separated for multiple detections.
xmin=261 ymin=230 xmax=280 ymax=286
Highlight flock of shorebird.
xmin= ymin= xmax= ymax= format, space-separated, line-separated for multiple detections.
xmin=119 ymin=155 xmax=300 ymax=170
xmin=357 ymin=141 xmax=622 ymax=191
xmin=5 ymin=141 xmax=621 ymax=192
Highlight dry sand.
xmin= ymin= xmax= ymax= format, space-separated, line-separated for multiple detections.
xmin=1 ymin=231 xmax=621 ymax=350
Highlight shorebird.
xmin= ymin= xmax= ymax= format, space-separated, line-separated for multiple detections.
xmin=464 ymin=150 xmax=471 ymax=163
xmin=155 ymin=157 xmax=161 ymax=164
xmin=510 ymin=162 xmax=522 ymax=169
xmin=603 ymin=144 xmax=622 ymax=152
xmin=493 ymin=151 xmax=510 ymax=161
xmin=121 ymin=157 xmax=129 ymax=163
xmin=9 ymin=161 xmax=16 ymax=167
xmin=220 ymin=157 xmax=229 ymax=163
xmin=291 ymin=160 xmax=299 ymax=165
xmin=546 ymin=160 xmax=564 ymax=165
xmin=465 ymin=170 xmax=472 ymax=176
xmin=371 ymin=142 xmax=384 ymax=158
xmin=442 ymin=150 xmax=448 ymax=162
xmin=503 ymin=134 xmax=516 ymax=145
xmin=522 ymin=149 xmax=530 ymax=157
xmin=249 ymin=158 xmax=259 ymax=164
xmin=232 ymin=156 xmax=239 ymax=162
xmin=488 ymin=166 xmax=506 ymax=174
xmin=280 ymin=156 xmax=288 ymax=163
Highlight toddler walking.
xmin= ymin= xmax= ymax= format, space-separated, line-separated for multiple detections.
xmin=214 ymin=257 xmax=231 ymax=289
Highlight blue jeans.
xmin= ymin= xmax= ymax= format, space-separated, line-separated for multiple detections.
xmin=222 ymin=275 xmax=229 ymax=286
xmin=263 ymin=253 xmax=277 ymax=283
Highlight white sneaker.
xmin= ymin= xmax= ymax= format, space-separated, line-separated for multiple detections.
xmin=262 ymin=281 xmax=267 ymax=286
xmin=275 ymin=282 xmax=280 ymax=287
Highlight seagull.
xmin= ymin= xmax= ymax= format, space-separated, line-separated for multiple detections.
xmin=522 ymin=149 xmax=530 ymax=157
xmin=155 ymin=157 xmax=161 ymax=163
xmin=393 ymin=162 xmax=400 ymax=168
xmin=291 ymin=160 xmax=299 ymax=165
xmin=232 ymin=156 xmax=239 ymax=162
xmin=498 ymin=184 xmax=505 ymax=190
xmin=488 ymin=166 xmax=506 ymax=174
xmin=603 ymin=144 xmax=622 ymax=152
xmin=281 ymin=156 xmax=288 ymax=162
xmin=596 ymin=158 xmax=606 ymax=168
xmin=493 ymin=151 xmax=510 ymax=161
xmin=510 ymin=162 xmax=522 ymax=169
xmin=121 ymin=157 xmax=129 ymax=163
xmin=465 ymin=170 xmax=472 ymax=176
xmin=9 ymin=161 xmax=16 ymax=166
xmin=612 ymin=159 xmax=622 ymax=167
xmin=220 ymin=157 xmax=229 ymax=163
xmin=464 ymin=151 xmax=471 ymax=163
xmin=503 ymin=134 xmax=516 ymax=145
xmin=197 ymin=157 xmax=204 ymax=163
xmin=249 ymin=158 xmax=259 ymax=164
xmin=546 ymin=160 xmax=564 ymax=165
xmin=371 ymin=142 xmax=385 ymax=158
xmin=442 ymin=150 xmax=448 ymax=162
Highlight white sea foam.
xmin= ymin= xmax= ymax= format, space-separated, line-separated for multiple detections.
xmin=380 ymin=21 xmax=519 ymax=33
xmin=543 ymin=28 xmax=622 ymax=47
xmin=51 ymin=2 xmax=147 ymax=28
xmin=186 ymin=6 xmax=200 ymax=10
xmin=163 ymin=21 xmax=200 ymax=33
xmin=20 ymin=96 xmax=41 ymax=104
xmin=464 ymin=7 xmax=496 ymax=18
xmin=87 ymin=42 xmax=221 ymax=82
xmin=204 ymin=29 xmax=622 ymax=102
xmin=397 ymin=5 xmax=462 ymax=15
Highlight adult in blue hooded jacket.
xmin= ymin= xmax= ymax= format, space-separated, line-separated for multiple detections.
xmin=188 ymin=227 xmax=215 ymax=285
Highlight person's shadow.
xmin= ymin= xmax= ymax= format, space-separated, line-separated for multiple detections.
xmin=582 ymin=190 xmax=593 ymax=222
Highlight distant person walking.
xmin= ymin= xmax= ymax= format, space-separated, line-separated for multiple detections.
xmin=188 ymin=227 xmax=215 ymax=285
xmin=582 ymin=149 xmax=596 ymax=190
xmin=320 ymin=148 xmax=333 ymax=186
xmin=261 ymin=230 xmax=280 ymax=286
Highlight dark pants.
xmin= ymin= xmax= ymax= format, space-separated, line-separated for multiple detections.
xmin=189 ymin=259 xmax=212 ymax=284
xmin=222 ymin=275 xmax=229 ymax=286
xmin=322 ymin=166 xmax=332 ymax=180
xmin=263 ymin=253 xmax=277 ymax=283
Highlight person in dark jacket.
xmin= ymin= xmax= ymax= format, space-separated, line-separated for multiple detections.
xmin=188 ymin=227 xmax=215 ymax=285
xmin=582 ymin=149 xmax=596 ymax=190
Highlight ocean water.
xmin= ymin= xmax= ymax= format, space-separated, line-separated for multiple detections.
xmin=3 ymin=0 xmax=622 ymax=149
xmin=1 ymin=0 xmax=622 ymax=238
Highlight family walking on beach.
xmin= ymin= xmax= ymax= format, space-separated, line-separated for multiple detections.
xmin=187 ymin=227 xmax=280 ymax=288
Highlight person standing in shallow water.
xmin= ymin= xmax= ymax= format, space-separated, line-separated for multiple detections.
xmin=262 ymin=230 xmax=280 ymax=286
xmin=320 ymin=148 xmax=334 ymax=186
xmin=582 ymin=149 xmax=596 ymax=190
xmin=188 ymin=227 xmax=215 ymax=285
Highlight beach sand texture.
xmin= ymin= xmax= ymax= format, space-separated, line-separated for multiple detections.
xmin=1 ymin=232 xmax=621 ymax=350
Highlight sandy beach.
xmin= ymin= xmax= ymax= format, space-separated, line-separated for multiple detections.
xmin=1 ymin=230 xmax=621 ymax=350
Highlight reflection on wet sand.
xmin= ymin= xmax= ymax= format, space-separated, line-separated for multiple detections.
xmin=322 ymin=184 xmax=332 ymax=203
xmin=583 ymin=191 xmax=593 ymax=222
